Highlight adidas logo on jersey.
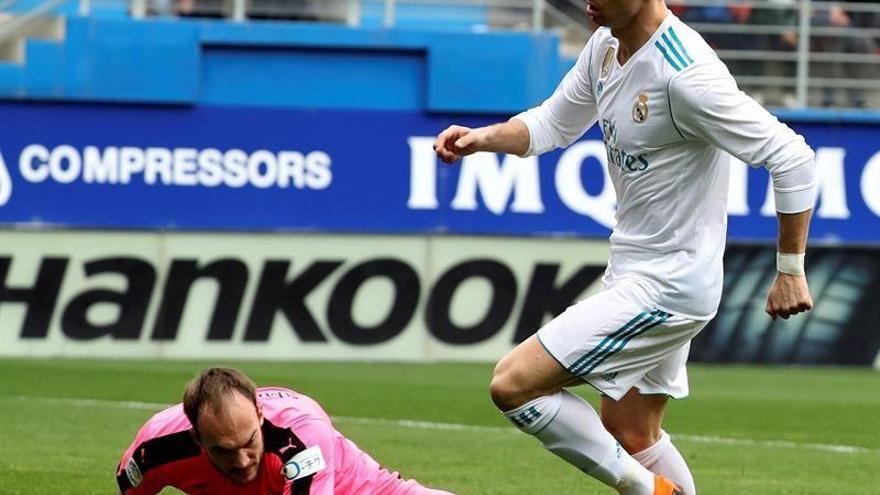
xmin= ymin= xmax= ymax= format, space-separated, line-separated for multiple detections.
xmin=601 ymin=372 xmax=619 ymax=385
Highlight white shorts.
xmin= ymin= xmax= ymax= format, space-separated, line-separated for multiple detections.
xmin=536 ymin=279 xmax=708 ymax=401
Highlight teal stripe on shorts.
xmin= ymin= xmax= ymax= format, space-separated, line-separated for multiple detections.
xmin=568 ymin=311 xmax=659 ymax=376
xmin=573 ymin=311 xmax=664 ymax=376
xmin=579 ymin=311 xmax=672 ymax=377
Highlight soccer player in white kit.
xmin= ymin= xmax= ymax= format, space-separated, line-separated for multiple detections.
xmin=433 ymin=0 xmax=816 ymax=494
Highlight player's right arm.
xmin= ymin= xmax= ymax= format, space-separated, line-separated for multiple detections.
xmin=116 ymin=408 xmax=195 ymax=495
xmin=434 ymin=35 xmax=599 ymax=163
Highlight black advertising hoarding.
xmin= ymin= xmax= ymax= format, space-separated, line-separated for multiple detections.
xmin=692 ymin=245 xmax=880 ymax=366
xmin=1 ymin=231 xmax=877 ymax=366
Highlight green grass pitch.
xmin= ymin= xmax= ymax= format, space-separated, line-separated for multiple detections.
xmin=0 ymin=359 xmax=878 ymax=494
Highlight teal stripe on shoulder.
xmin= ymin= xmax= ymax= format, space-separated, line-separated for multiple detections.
xmin=660 ymin=32 xmax=689 ymax=69
xmin=654 ymin=40 xmax=682 ymax=71
xmin=668 ymin=26 xmax=694 ymax=65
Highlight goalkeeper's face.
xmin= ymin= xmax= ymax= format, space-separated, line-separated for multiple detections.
xmin=196 ymin=391 xmax=265 ymax=485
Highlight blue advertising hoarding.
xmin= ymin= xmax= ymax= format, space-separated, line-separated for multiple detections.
xmin=0 ymin=101 xmax=878 ymax=244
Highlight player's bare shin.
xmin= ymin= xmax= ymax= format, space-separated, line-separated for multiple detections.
xmin=766 ymin=209 xmax=814 ymax=320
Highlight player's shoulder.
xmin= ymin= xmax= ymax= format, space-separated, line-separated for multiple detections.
xmin=136 ymin=403 xmax=193 ymax=441
xmin=258 ymin=386 xmax=331 ymax=427
xmin=589 ymin=26 xmax=615 ymax=47
xmin=572 ymin=26 xmax=610 ymax=76
xmin=117 ymin=404 xmax=200 ymax=493
xmin=582 ymin=26 xmax=614 ymax=65
xmin=657 ymin=17 xmax=737 ymax=100
xmin=258 ymin=387 xmax=336 ymax=466
xmin=651 ymin=15 xmax=721 ymax=77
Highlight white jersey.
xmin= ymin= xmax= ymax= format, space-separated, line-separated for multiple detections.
xmin=514 ymin=13 xmax=816 ymax=319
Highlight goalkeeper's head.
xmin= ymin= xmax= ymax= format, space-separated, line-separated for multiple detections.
xmin=183 ymin=367 xmax=265 ymax=485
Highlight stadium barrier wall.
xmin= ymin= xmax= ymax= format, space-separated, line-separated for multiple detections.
xmin=0 ymin=102 xmax=878 ymax=366
xmin=0 ymin=17 xmax=562 ymax=114
xmin=1 ymin=231 xmax=878 ymax=367
xmin=0 ymin=231 xmax=609 ymax=361
xmin=694 ymin=245 xmax=880 ymax=367
xmin=0 ymin=102 xmax=878 ymax=243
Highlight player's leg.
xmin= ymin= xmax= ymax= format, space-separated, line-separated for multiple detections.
xmin=601 ymin=388 xmax=667 ymax=454
xmin=490 ymin=287 xmax=679 ymax=495
xmin=491 ymin=336 xmax=660 ymax=495
xmin=601 ymin=390 xmax=695 ymax=495
xmin=600 ymin=340 xmax=702 ymax=495
xmin=489 ymin=334 xmax=580 ymax=410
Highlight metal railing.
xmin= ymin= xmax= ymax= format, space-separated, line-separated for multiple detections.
xmin=0 ymin=0 xmax=65 ymax=42
xmin=667 ymin=0 xmax=880 ymax=108
xmin=3 ymin=0 xmax=879 ymax=108
xmin=533 ymin=0 xmax=880 ymax=108
xmin=99 ymin=0 xmax=552 ymax=31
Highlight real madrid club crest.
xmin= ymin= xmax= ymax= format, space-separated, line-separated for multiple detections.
xmin=632 ymin=91 xmax=649 ymax=123
xmin=601 ymin=47 xmax=615 ymax=78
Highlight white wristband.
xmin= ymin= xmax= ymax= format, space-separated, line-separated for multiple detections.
xmin=777 ymin=252 xmax=805 ymax=276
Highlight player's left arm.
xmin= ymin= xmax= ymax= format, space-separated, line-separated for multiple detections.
xmin=282 ymin=419 xmax=336 ymax=495
xmin=668 ymin=62 xmax=817 ymax=320
xmin=766 ymin=209 xmax=813 ymax=319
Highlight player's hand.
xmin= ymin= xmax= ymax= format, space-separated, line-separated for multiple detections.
xmin=433 ymin=125 xmax=487 ymax=163
xmin=765 ymin=273 xmax=813 ymax=320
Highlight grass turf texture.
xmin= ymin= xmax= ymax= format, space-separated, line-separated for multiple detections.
xmin=0 ymin=359 xmax=878 ymax=494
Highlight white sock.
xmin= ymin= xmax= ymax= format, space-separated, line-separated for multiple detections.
xmin=504 ymin=390 xmax=655 ymax=495
xmin=632 ymin=431 xmax=695 ymax=495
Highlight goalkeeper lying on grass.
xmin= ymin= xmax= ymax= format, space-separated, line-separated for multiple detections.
xmin=117 ymin=367 xmax=453 ymax=495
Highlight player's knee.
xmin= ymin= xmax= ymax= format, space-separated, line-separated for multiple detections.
xmin=620 ymin=430 xmax=658 ymax=454
xmin=602 ymin=418 xmax=659 ymax=454
xmin=489 ymin=365 xmax=530 ymax=411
